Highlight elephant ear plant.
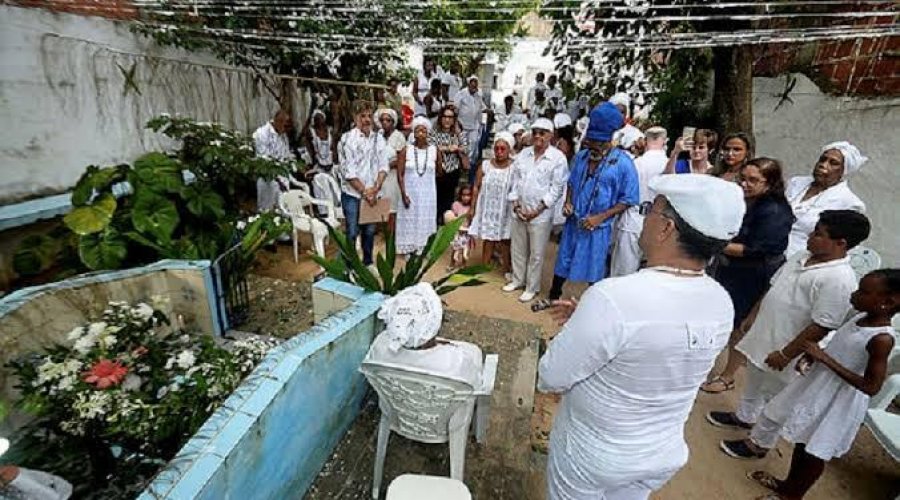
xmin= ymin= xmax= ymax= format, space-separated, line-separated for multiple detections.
xmin=14 ymin=116 xmax=294 ymax=279
xmin=312 ymin=216 xmax=490 ymax=296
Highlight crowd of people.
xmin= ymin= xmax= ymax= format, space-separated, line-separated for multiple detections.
xmin=249 ymin=59 xmax=894 ymax=500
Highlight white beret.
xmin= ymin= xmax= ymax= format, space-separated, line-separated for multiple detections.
xmin=531 ymin=118 xmax=555 ymax=132
xmin=648 ymin=174 xmax=745 ymax=240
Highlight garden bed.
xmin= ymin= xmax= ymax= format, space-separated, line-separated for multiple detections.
xmin=240 ymin=274 xmax=315 ymax=339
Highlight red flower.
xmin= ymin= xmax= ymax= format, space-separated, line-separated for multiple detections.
xmin=82 ymin=359 xmax=128 ymax=389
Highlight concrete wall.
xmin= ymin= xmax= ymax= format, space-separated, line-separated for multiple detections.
xmin=0 ymin=5 xmax=277 ymax=204
xmin=140 ymin=280 xmax=384 ymax=500
xmin=0 ymin=260 xmax=219 ymax=406
xmin=752 ymin=74 xmax=899 ymax=265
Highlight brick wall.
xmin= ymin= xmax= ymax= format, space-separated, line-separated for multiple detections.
xmin=11 ymin=0 xmax=137 ymax=20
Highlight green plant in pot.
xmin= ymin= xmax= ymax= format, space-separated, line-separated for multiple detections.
xmin=312 ymin=216 xmax=489 ymax=296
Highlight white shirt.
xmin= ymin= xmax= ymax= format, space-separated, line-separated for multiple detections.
xmin=253 ymin=122 xmax=293 ymax=161
xmin=493 ymin=103 xmax=523 ymax=133
xmin=337 ymin=128 xmax=390 ymax=198
xmin=539 ymin=270 xmax=733 ymax=486
xmin=507 ymin=146 xmax=568 ymax=224
xmin=527 ymin=82 xmax=547 ymax=108
xmin=785 ymin=176 xmax=865 ymax=257
xmin=736 ymin=251 xmax=858 ymax=382
xmin=364 ymin=332 xmax=483 ymax=388
xmin=454 ymin=88 xmax=487 ymax=131
xmin=617 ymin=148 xmax=668 ymax=234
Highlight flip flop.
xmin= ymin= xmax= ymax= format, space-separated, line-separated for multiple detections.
xmin=700 ymin=376 xmax=735 ymax=394
xmin=747 ymin=470 xmax=781 ymax=492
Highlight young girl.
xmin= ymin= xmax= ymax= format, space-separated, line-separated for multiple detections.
xmin=444 ymin=186 xmax=473 ymax=269
xmin=721 ymin=269 xmax=898 ymax=500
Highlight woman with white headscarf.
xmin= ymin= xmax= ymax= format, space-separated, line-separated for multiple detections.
xmin=784 ymin=141 xmax=867 ymax=257
xmin=378 ymin=108 xmax=407 ymax=230
xmin=396 ymin=116 xmax=439 ymax=255
xmin=469 ymin=132 xmax=516 ymax=273
xmin=364 ymin=283 xmax=483 ymax=387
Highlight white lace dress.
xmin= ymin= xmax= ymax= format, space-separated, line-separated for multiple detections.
xmin=469 ymin=159 xmax=514 ymax=241
xmin=761 ymin=313 xmax=894 ymax=460
xmin=396 ymin=144 xmax=437 ymax=255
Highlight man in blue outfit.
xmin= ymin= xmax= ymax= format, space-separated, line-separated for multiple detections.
xmin=548 ymin=102 xmax=639 ymax=300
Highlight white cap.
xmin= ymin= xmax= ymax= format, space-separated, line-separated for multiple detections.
xmin=531 ymin=118 xmax=555 ymax=132
xmin=467 ymin=75 xmax=479 ymax=83
xmin=553 ymin=113 xmax=573 ymax=129
xmin=648 ymin=174 xmax=745 ymax=240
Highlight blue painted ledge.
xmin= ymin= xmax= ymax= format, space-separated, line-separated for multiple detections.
xmin=140 ymin=285 xmax=384 ymax=500
xmin=0 ymin=193 xmax=71 ymax=231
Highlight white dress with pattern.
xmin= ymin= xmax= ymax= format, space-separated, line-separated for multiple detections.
xmin=396 ymin=145 xmax=438 ymax=254
xmin=469 ymin=159 xmax=514 ymax=241
xmin=762 ymin=313 xmax=895 ymax=460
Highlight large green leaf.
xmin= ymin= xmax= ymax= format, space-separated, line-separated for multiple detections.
xmin=78 ymin=228 xmax=127 ymax=270
xmin=124 ymin=231 xmax=168 ymax=254
xmin=182 ymin=184 xmax=225 ymax=219
xmin=420 ymin=217 xmax=465 ymax=278
xmin=133 ymin=153 xmax=184 ymax=194
xmin=12 ymin=234 xmax=59 ymax=276
xmin=131 ymin=191 xmax=180 ymax=244
xmin=71 ymin=165 xmax=126 ymax=206
xmin=63 ymin=193 xmax=117 ymax=235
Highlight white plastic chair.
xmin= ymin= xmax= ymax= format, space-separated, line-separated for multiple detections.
xmin=849 ymin=246 xmax=882 ymax=280
xmin=278 ymin=190 xmax=335 ymax=262
xmin=864 ymin=318 xmax=900 ymax=461
xmin=386 ymin=474 xmax=472 ymax=500
xmin=360 ymin=353 xmax=499 ymax=500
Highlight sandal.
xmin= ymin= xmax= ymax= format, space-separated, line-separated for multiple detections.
xmin=700 ymin=376 xmax=735 ymax=394
xmin=747 ymin=470 xmax=781 ymax=492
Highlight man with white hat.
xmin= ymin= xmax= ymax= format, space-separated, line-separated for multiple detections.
xmin=505 ymin=118 xmax=569 ymax=303
xmin=454 ymin=76 xmax=488 ymax=178
xmin=539 ymin=174 xmax=745 ymax=500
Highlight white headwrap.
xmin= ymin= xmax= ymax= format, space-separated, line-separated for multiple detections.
xmin=376 ymin=108 xmax=398 ymax=125
xmin=311 ymin=109 xmax=326 ymax=121
xmin=821 ymin=141 xmax=868 ymax=178
xmin=614 ymin=125 xmax=645 ymax=149
xmin=553 ymin=113 xmax=573 ymax=129
xmin=411 ymin=115 xmax=432 ymax=132
xmin=609 ymin=92 xmax=631 ymax=110
xmin=507 ymin=122 xmax=526 ymax=135
xmin=494 ymin=131 xmax=516 ymax=149
xmin=377 ymin=283 xmax=443 ymax=352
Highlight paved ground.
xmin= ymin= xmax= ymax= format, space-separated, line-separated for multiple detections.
xmin=260 ymin=234 xmax=900 ymax=499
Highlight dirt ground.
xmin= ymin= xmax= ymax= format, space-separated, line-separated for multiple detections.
xmin=258 ymin=233 xmax=900 ymax=499
xmin=240 ymin=273 xmax=315 ymax=339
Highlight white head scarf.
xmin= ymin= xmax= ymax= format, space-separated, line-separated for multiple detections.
xmin=311 ymin=109 xmax=326 ymax=122
xmin=411 ymin=115 xmax=432 ymax=132
xmin=553 ymin=113 xmax=573 ymax=129
xmin=507 ymin=122 xmax=526 ymax=135
xmin=614 ymin=125 xmax=645 ymax=149
xmin=494 ymin=131 xmax=516 ymax=149
xmin=821 ymin=141 xmax=868 ymax=178
xmin=377 ymin=283 xmax=443 ymax=352
xmin=609 ymin=92 xmax=631 ymax=110
xmin=376 ymin=108 xmax=398 ymax=126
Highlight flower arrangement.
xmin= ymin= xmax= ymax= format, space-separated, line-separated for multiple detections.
xmin=8 ymin=301 xmax=279 ymax=468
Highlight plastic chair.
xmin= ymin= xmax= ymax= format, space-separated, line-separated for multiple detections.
xmin=386 ymin=474 xmax=472 ymax=500
xmin=278 ymin=190 xmax=334 ymax=262
xmin=848 ymin=246 xmax=882 ymax=280
xmin=864 ymin=318 xmax=900 ymax=461
xmin=360 ymin=353 xmax=499 ymax=500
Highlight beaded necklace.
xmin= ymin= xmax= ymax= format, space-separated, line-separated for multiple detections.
xmin=574 ymin=148 xmax=615 ymax=220
xmin=413 ymin=145 xmax=429 ymax=177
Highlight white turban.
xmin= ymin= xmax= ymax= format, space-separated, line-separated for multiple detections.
xmin=411 ymin=115 xmax=432 ymax=132
xmin=649 ymin=174 xmax=746 ymax=240
xmin=821 ymin=141 xmax=868 ymax=178
xmin=609 ymin=92 xmax=631 ymax=109
xmin=507 ymin=122 xmax=526 ymax=135
xmin=494 ymin=131 xmax=516 ymax=149
xmin=614 ymin=124 xmax=645 ymax=149
xmin=376 ymin=108 xmax=398 ymax=125
xmin=377 ymin=283 xmax=443 ymax=352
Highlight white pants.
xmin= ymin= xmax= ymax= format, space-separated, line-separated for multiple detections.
xmin=610 ymin=229 xmax=641 ymax=277
xmin=749 ymin=414 xmax=783 ymax=450
xmin=256 ymin=178 xmax=281 ymax=212
xmin=735 ymin=364 xmax=789 ymax=424
xmin=510 ymin=215 xmax=553 ymax=294
xmin=463 ymin=127 xmax=482 ymax=167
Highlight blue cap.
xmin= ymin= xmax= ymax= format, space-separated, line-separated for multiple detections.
xmin=584 ymin=102 xmax=624 ymax=142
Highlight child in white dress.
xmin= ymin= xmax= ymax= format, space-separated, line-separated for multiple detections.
xmin=721 ymin=269 xmax=898 ymax=500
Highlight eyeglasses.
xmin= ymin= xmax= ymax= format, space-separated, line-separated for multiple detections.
xmin=441 ymin=114 xmax=456 ymax=119
xmin=638 ymin=201 xmax=673 ymax=222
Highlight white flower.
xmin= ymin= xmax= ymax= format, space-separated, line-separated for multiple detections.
xmin=160 ymin=112 xmax=171 ymax=118
xmin=178 ymin=334 xmax=191 ymax=344
xmin=73 ymin=334 xmax=97 ymax=354
xmin=156 ymin=386 xmax=169 ymax=399
xmin=101 ymin=334 xmax=117 ymax=348
xmin=56 ymin=374 xmax=76 ymax=392
xmin=175 ymin=350 xmax=196 ymax=369
xmin=133 ymin=303 xmax=154 ymax=321
xmin=273 ymin=216 xmax=282 ymax=225
xmin=66 ymin=326 xmax=84 ymax=341
xmin=87 ymin=322 xmax=107 ymax=337
xmin=122 ymin=374 xmax=142 ymax=391
xmin=236 ymin=221 xmax=247 ymax=231
xmin=210 ymin=140 xmax=223 ymax=147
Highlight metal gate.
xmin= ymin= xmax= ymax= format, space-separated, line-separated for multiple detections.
xmin=211 ymin=243 xmax=250 ymax=333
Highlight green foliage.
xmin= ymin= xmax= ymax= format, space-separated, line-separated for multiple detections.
xmin=313 ymin=217 xmax=488 ymax=296
xmin=14 ymin=116 xmax=293 ymax=278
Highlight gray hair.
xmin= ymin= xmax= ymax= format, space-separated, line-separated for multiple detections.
xmin=645 ymin=126 xmax=667 ymax=141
